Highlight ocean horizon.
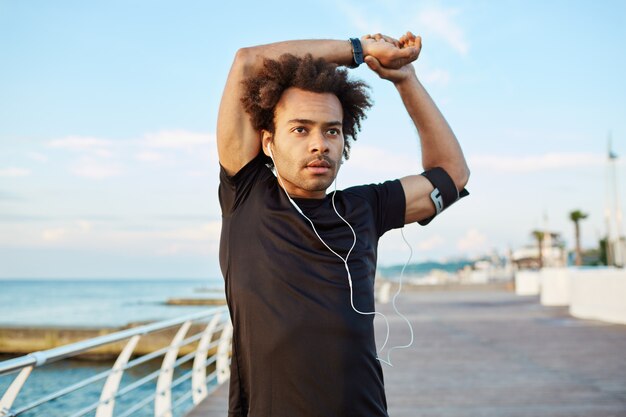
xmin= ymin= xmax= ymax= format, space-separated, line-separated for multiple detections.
xmin=0 ymin=278 xmax=225 ymax=328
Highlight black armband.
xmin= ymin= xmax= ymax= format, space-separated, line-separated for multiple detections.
xmin=418 ymin=167 xmax=469 ymax=226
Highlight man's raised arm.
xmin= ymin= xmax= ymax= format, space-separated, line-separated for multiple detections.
xmin=216 ymin=39 xmax=419 ymax=176
xmin=364 ymin=32 xmax=470 ymax=225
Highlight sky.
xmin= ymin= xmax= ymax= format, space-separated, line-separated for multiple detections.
xmin=1 ymin=0 xmax=625 ymax=279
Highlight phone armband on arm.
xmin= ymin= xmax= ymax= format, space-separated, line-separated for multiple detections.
xmin=418 ymin=167 xmax=469 ymax=226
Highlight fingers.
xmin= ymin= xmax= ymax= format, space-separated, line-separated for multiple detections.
xmin=364 ymin=55 xmax=390 ymax=77
xmin=361 ymin=31 xmax=422 ymax=69
xmin=364 ymin=55 xmax=411 ymax=83
xmin=390 ymin=43 xmax=420 ymax=68
xmin=380 ymin=34 xmax=400 ymax=47
xmin=362 ymin=33 xmax=400 ymax=47
xmin=362 ymin=31 xmax=421 ymax=50
xmin=400 ymin=31 xmax=415 ymax=45
xmin=366 ymin=32 xmax=420 ymax=49
xmin=400 ymin=45 xmax=420 ymax=59
xmin=399 ymin=32 xmax=420 ymax=48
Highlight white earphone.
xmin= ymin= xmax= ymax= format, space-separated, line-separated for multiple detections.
xmin=266 ymin=140 xmax=413 ymax=366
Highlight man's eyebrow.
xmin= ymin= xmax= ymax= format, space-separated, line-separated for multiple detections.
xmin=287 ymin=119 xmax=342 ymax=127
xmin=324 ymin=120 xmax=343 ymax=127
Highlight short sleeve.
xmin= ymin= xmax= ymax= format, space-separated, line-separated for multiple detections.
xmin=344 ymin=179 xmax=406 ymax=237
xmin=218 ymin=152 xmax=271 ymax=215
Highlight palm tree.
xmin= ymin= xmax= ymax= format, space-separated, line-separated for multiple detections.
xmin=569 ymin=210 xmax=589 ymax=266
xmin=531 ymin=230 xmax=545 ymax=269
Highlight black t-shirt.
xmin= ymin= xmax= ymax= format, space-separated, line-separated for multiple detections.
xmin=219 ymin=152 xmax=406 ymax=417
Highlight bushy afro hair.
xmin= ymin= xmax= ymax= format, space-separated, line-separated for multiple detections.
xmin=240 ymin=53 xmax=372 ymax=161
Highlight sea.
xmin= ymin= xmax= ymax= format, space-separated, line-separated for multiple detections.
xmin=0 ymin=278 xmax=225 ymax=417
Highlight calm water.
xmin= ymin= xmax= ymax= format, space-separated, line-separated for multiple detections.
xmin=0 ymin=278 xmax=225 ymax=416
xmin=0 ymin=278 xmax=225 ymax=327
xmin=0 ymin=353 xmax=217 ymax=417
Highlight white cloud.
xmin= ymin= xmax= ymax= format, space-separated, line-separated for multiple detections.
xmin=136 ymin=151 xmax=164 ymax=162
xmin=107 ymin=221 xmax=221 ymax=243
xmin=335 ymin=0 xmax=384 ymax=33
xmin=27 ymin=152 xmax=48 ymax=162
xmin=48 ymin=136 xmax=114 ymax=161
xmin=333 ymin=1 xmax=468 ymax=58
xmin=70 ymin=157 xmax=123 ymax=179
xmin=420 ymin=67 xmax=451 ymax=86
xmin=136 ymin=130 xmax=219 ymax=168
xmin=40 ymin=221 xmax=92 ymax=243
xmin=417 ymin=7 xmax=469 ymax=56
xmin=457 ymin=228 xmax=488 ymax=252
xmin=42 ymin=130 xmax=217 ymax=178
xmin=348 ymin=144 xmax=420 ymax=175
xmin=416 ymin=234 xmax=445 ymax=251
xmin=48 ymin=136 xmax=112 ymax=150
xmin=469 ymin=152 xmax=606 ymax=173
xmin=0 ymin=167 xmax=31 ymax=177
xmin=42 ymin=228 xmax=66 ymax=242
xmin=186 ymin=169 xmax=211 ymax=177
xmin=23 ymin=219 xmax=221 ymax=254
xmin=159 ymin=222 xmax=221 ymax=241
xmin=48 ymin=136 xmax=120 ymax=178
xmin=156 ymin=243 xmax=186 ymax=256
xmin=143 ymin=131 xmax=215 ymax=150
xmin=157 ymin=222 xmax=222 ymax=256
xmin=76 ymin=220 xmax=93 ymax=233
xmin=92 ymin=149 xmax=113 ymax=158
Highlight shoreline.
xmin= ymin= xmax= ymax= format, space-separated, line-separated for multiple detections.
xmin=0 ymin=322 xmax=219 ymax=358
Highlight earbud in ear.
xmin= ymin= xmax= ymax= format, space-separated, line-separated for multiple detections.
xmin=267 ymin=143 xmax=274 ymax=159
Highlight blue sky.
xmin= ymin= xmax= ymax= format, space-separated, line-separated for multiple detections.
xmin=1 ymin=0 xmax=625 ymax=278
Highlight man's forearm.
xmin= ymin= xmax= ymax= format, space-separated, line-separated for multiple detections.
xmin=238 ymin=39 xmax=355 ymax=71
xmin=237 ymin=37 xmax=417 ymax=74
xmin=395 ymin=73 xmax=470 ymax=190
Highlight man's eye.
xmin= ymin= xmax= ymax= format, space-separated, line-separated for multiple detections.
xmin=327 ymin=129 xmax=340 ymax=136
xmin=293 ymin=127 xmax=306 ymax=134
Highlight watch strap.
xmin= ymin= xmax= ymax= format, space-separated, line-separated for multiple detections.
xmin=349 ymin=38 xmax=364 ymax=68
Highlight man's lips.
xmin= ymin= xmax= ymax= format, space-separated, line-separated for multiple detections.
xmin=305 ymin=158 xmax=332 ymax=174
xmin=306 ymin=160 xmax=331 ymax=168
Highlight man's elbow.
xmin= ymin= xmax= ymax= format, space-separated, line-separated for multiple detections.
xmin=234 ymin=46 xmax=250 ymax=61
xmin=233 ymin=47 xmax=261 ymax=75
xmin=455 ymin=166 xmax=470 ymax=191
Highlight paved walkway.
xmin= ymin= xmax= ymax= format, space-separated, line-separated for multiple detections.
xmin=187 ymin=287 xmax=626 ymax=417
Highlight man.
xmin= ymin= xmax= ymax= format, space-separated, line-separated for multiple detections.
xmin=217 ymin=32 xmax=469 ymax=417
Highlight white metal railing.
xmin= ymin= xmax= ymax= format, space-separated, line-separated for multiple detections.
xmin=0 ymin=306 xmax=231 ymax=417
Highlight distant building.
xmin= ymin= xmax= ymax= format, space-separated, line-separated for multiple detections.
xmin=512 ymin=231 xmax=566 ymax=269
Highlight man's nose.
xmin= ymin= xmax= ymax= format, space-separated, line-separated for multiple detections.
xmin=309 ymin=131 xmax=329 ymax=154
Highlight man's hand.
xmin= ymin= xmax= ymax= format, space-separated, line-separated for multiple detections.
xmin=364 ymin=31 xmax=469 ymax=225
xmin=362 ymin=31 xmax=422 ymax=84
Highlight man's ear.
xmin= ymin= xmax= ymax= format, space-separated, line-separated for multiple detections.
xmin=261 ymin=130 xmax=273 ymax=157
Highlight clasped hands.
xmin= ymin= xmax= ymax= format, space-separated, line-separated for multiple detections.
xmin=360 ymin=31 xmax=421 ymax=83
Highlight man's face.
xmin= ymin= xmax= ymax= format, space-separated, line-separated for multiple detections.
xmin=262 ymin=87 xmax=344 ymax=199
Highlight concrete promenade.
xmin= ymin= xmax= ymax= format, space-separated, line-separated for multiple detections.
xmin=187 ymin=287 xmax=626 ymax=417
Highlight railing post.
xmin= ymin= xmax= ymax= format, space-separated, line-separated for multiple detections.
xmin=95 ymin=335 xmax=141 ymax=417
xmin=216 ymin=320 xmax=233 ymax=385
xmin=191 ymin=313 xmax=221 ymax=405
xmin=154 ymin=321 xmax=192 ymax=417
xmin=0 ymin=366 xmax=33 ymax=416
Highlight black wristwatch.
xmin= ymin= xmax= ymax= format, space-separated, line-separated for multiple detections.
xmin=349 ymin=38 xmax=364 ymax=68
